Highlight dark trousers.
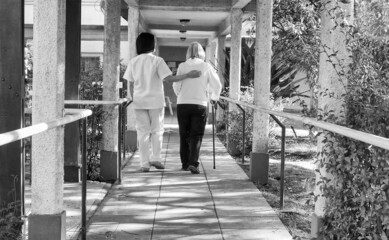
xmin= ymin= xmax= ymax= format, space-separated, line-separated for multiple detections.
xmin=177 ymin=104 xmax=207 ymax=169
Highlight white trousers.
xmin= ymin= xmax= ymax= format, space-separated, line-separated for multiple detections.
xmin=135 ymin=108 xmax=164 ymax=168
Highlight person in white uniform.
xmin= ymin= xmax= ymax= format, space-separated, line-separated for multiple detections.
xmin=124 ymin=33 xmax=201 ymax=172
xmin=173 ymin=42 xmax=222 ymax=174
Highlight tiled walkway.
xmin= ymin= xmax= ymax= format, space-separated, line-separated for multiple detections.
xmin=85 ymin=115 xmax=292 ymax=240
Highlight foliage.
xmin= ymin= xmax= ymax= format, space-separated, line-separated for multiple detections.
xmin=0 ymin=201 xmax=23 ymax=240
xmin=272 ymin=0 xmax=321 ymax=87
xmin=223 ymin=0 xmax=389 ymax=238
xmin=221 ymin=0 xmax=321 ymax=156
xmin=79 ymin=65 xmax=105 ymax=181
xmin=24 ymin=40 xmax=33 ymax=109
xmin=222 ymin=38 xmax=303 ymax=101
xmin=0 ymin=176 xmax=24 ymax=240
xmin=79 ymin=63 xmax=128 ymax=181
xmin=314 ymin=1 xmax=389 ymax=238
xmin=241 ymin=0 xmax=321 ymax=102
xmin=222 ymin=86 xmax=290 ymax=156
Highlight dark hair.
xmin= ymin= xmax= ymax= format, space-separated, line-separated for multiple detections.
xmin=136 ymin=32 xmax=155 ymax=55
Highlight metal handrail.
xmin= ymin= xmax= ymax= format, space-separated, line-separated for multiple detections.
xmin=220 ymin=96 xmax=389 ymax=210
xmin=223 ymin=100 xmax=285 ymax=208
xmin=0 ymin=108 xmax=92 ymax=240
xmin=64 ymin=99 xmax=131 ymax=240
xmin=269 ymin=115 xmax=286 ymax=209
xmin=220 ymin=96 xmax=389 ymax=151
xmin=0 ymin=109 xmax=92 ymax=146
xmin=64 ymin=99 xmax=128 ymax=105
xmin=211 ymin=102 xmax=217 ymax=169
xmin=64 ymin=98 xmax=132 ymax=184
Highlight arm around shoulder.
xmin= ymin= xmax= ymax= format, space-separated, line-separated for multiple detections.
xmin=164 ymin=70 xmax=202 ymax=83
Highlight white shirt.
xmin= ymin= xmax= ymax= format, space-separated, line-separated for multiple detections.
xmin=173 ymin=58 xmax=222 ymax=106
xmin=123 ymin=53 xmax=172 ymax=109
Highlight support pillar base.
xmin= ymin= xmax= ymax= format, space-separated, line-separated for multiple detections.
xmin=28 ymin=211 xmax=66 ymax=240
xmin=100 ymin=150 xmax=118 ymax=182
xmin=64 ymin=165 xmax=80 ymax=182
xmin=311 ymin=213 xmax=323 ymax=238
xmin=250 ymin=152 xmax=269 ymax=184
xmin=125 ymin=130 xmax=137 ymax=151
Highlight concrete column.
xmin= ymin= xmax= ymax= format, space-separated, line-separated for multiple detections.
xmin=155 ymin=38 xmax=160 ymax=56
xmin=227 ymin=8 xmax=242 ymax=155
xmin=251 ymin=0 xmax=273 ymax=184
xmin=210 ymin=41 xmax=217 ymax=68
xmin=125 ymin=3 xmax=139 ymax=151
xmin=216 ymin=35 xmax=226 ymax=87
xmin=64 ymin=0 xmax=81 ymax=182
xmin=205 ymin=44 xmax=212 ymax=63
xmin=229 ymin=9 xmax=242 ymax=102
xmin=0 ymin=0 xmax=24 ymax=213
xmin=29 ymin=0 xmax=66 ymax=239
xmin=312 ymin=0 xmax=353 ymax=237
xmin=101 ymin=0 xmax=121 ymax=181
xmin=216 ymin=35 xmax=226 ymax=123
xmin=207 ymin=40 xmax=218 ymax=123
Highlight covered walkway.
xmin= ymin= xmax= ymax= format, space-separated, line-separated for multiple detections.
xmin=84 ymin=115 xmax=291 ymax=239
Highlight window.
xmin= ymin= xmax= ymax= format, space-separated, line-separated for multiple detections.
xmin=81 ymin=57 xmax=100 ymax=71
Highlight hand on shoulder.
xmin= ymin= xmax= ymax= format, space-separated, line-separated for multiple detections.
xmin=186 ymin=70 xmax=201 ymax=78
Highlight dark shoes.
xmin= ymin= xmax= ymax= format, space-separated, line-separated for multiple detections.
xmin=150 ymin=161 xmax=165 ymax=169
xmin=188 ymin=165 xmax=200 ymax=174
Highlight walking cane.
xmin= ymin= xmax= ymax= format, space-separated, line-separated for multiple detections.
xmin=211 ymin=100 xmax=217 ymax=169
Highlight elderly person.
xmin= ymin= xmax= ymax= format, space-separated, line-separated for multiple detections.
xmin=173 ymin=42 xmax=222 ymax=174
xmin=124 ymin=33 xmax=201 ymax=172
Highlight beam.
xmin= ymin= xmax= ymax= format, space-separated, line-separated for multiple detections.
xmin=139 ymin=14 xmax=149 ymax=32
xmin=243 ymin=0 xmax=256 ymax=12
xmin=139 ymin=0 xmax=231 ymax=11
xmin=232 ymin=0 xmax=252 ymax=9
xmin=157 ymin=37 xmax=207 ymax=47
xmin=151 ymin=32 xmax=212 ymax=39
xmin=218 ymin=14 xmax=231 ymax=36
xmin=149 ymin=24 xmax=218 ymax=32
xmin=121 ymin=0 xmax=148 ymax=31
xmin=124 ymin=0 xmax=139 ymax=6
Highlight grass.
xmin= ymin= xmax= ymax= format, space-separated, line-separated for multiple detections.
xmin=219 ymin=130 xmax=317 ymax=240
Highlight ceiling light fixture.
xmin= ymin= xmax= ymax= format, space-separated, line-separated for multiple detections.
xmin=179 ymin=19 xmax=190 ymax=26
xmin=180 ymin=37 xmax=186 ymax=41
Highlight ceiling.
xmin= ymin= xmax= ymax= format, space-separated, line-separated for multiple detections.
xmin=121 ymin=0 xmax=256 ymax=47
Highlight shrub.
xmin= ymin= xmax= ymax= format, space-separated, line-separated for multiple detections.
xmin=79 ymin=62 xmax=128 ymax=181
xmin=0 ymin=201 xmax=23 ymax=240
xmin=222 ymin=86 xmax=290 ymax=157
xmin=316 ymin=1 xmax=389 ymax=238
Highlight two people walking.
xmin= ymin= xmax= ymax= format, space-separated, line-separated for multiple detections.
xmin=123 ymin=32 xmax=221 ymax=174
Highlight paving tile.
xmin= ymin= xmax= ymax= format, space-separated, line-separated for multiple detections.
xmin=82 ymin=115 xmax=291 ymax=240
xmin=222 ymin=228 xmax=292 ymax=240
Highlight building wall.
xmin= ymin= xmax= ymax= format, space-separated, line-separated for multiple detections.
xmin=24 ymin=0 xmax=129 ymax=62
xmin=159 ymin=46 xmax=187 ymax=109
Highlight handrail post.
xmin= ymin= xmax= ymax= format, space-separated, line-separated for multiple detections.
xmin=236 ymin=104 xmax=246 ymax=164
xmin=121 ymin=100 xmax=132 ymax=170
xmin=270 ymin=114 xmax=285 ymax=209
xmin=122 ymin=103 xmax=127 ymax=169
xmin=81 ymin=117 xmax=87 ymax=240
xmin=118 ymin=103 xmax=122 ymax=184
xmin=212 ymin=102 xmax=216 ymax=169
xmin=280 ymin=124 xmax=285 ymax=209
